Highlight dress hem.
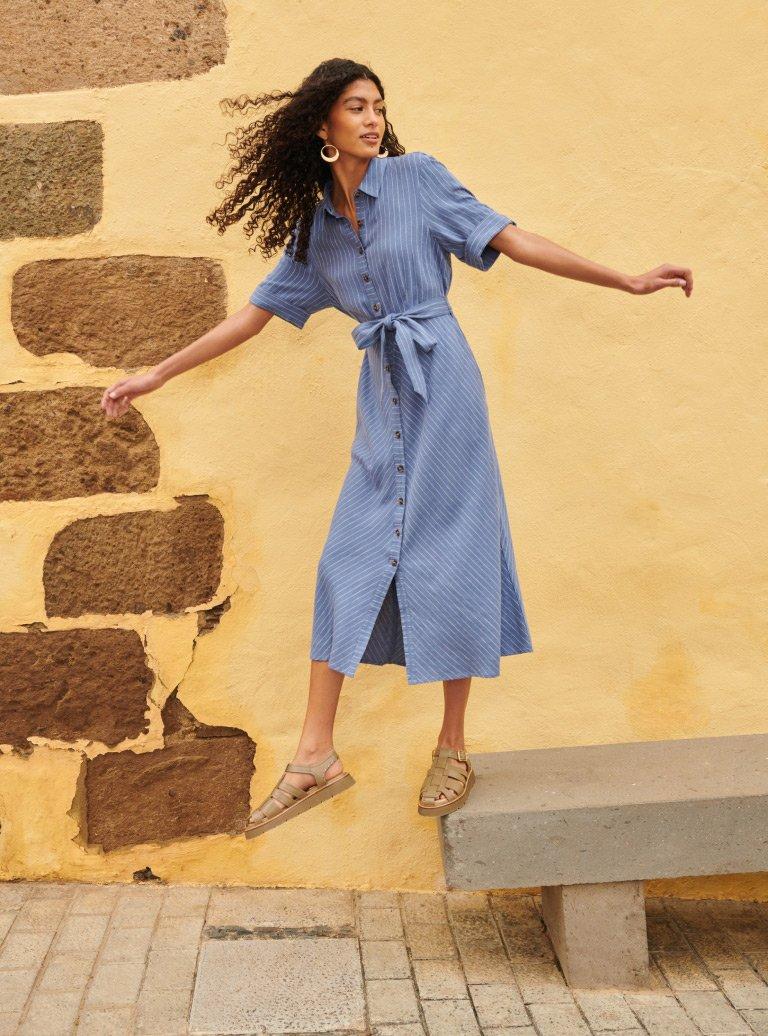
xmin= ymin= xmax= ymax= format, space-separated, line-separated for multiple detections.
xmin=310 ymin=530 xmax=534 ymax=685
xmin=310 ymin=643 xmax=534 ymax=686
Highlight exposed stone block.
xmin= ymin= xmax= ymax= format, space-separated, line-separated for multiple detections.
xmin=0 ymin=0 xmax=227 ymax=94
xmin=12 ymin=257 xmax=227 ymax=368
xmin=44 ymin=496 xmax=224 ymax=618
xmin=0 ymin=629 xmax=152 ymax=748
xmin=84 ymin=692 xmax=255 ymax=850
xmin=0 ymin=122 xmax=102 ymax=240
xmin=0 ymin=388 xmax=159 ymax=502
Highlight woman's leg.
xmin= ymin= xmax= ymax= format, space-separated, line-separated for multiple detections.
xmin=246 ymin=660 xmax=349 ymax=828
xmin=433 ymin=676 xmax=471 ymax=801
xmin=280 ymin=659 xmax=345 ymax=793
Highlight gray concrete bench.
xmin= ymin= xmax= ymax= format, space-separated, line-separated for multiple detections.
xmin=439 ymin=733 xmax=768 ymax=989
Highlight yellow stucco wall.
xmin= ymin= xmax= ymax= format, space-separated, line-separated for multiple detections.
xmin=1 ymin=1 xmax=767 ymax=896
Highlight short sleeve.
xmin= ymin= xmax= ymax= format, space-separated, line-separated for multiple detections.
xmin=248 ymin=237 xmax=335 ymax=329
xmin=416 ymin=151 xmax=516 ymax=271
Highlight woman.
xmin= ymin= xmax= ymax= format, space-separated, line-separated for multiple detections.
xmin=101 ymin=59 xmax=692 ymax=839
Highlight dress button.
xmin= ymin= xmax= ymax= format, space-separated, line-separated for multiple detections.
xmin=397 ymin=464 xmax=404 ymax=473
xmin=372 ymin=302 xmax=381 ymax=312
xmin=390 ymin=558 xmax=398 ymax=566
xmin=392 ymin=396 xmax=398 ymax=404
xmin=394 ymin=430 xmax=401 ymax=439
xmin=395 ymin=529 xmax=401 ymax=537
xmin=384 ymin=363 xmax=391 ymax=371
xmin=397 ymin=497 xmax=404 ymax=505
xmin=363 ymin=274 xmax=370 ymax=282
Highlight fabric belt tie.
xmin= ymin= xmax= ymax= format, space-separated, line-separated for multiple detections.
xmin=351 ymin=297 xmax=454 ymax=404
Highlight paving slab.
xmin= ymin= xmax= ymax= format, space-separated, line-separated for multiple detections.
xmin=17 ymin=990 xmax=81 ymax=1035
xmin=360 ymin=939 xmax=411 ymax=979
xmin=412 ymin=957 xmax=469 ymax=999
xmin=189 ymin=936 xmax=365 ymax=1034
xmin=421 ymin=997 xmax=481 ymax=1034
xmin=467 ymin=981 xmax=529 ymax=1028
xmin=366 ymin=977 xmax=421 ymax=1025
xmin=676 ymin=989 xmax=752 ymax=1034
xmin=207 ymin=887 xmax=354 ymax=930
xmin=405 ymin=921 xmax=457 ymax=959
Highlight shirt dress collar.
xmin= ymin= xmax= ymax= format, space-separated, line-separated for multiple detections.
xmin=321 ymin=154 xmax=387 ymax=217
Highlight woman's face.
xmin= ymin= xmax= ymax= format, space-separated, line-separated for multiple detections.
xmin=319 ymin=78 xmax=386 ymax=159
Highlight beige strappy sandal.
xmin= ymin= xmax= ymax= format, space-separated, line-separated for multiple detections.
xmin=244 ymin=748 xmax=355 ymax=839
xmin=418 ymin=746 xmax=475 ymax=817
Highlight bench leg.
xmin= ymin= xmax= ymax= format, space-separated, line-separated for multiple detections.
xmin=540 ymin=880 xmax=651 ymax=989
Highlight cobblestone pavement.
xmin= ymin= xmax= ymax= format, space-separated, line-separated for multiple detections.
xmin=3 ymin=882 xmax=768 ymax=1034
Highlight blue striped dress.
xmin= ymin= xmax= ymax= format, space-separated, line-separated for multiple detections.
xmin=249 ymin=150 xmax=533 ymax=684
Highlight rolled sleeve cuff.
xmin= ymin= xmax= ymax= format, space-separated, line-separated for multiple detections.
xmin=248 ymin=286 xmax=309 ymax=329
xmin=465 ymin=213 xmax=516 ymax=271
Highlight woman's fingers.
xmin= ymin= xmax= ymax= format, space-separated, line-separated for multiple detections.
xmin=102 ymin=384 xmax=122 ymax=414
xmin=101 ymin=382 xmax=133 ymax=418
xmin=659 ymin=264 xmax=693 ymax=295
xmin=101 ymin=372 xmax=162 ymax=418
xmin=634 ymin=265 xmax=693 ymax=296
xmin=659 ymin=276 xmax=691 ymax=294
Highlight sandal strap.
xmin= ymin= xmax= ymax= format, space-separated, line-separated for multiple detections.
xmin=421 ymin=770 xmax=466 ymax=799
xmin=432 ymin=746 xmax=467 ymax=762
xmin=272 ymin=779 xmax=308 ymax=804
xmin=285 ymin=749 xmax=338 ymax=787
xmin=249 ymin=771 xmax=312 ymax=823
xmin=420 ymin=753 xmax=470 ymax=804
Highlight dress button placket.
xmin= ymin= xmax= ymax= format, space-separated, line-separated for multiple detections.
xmin=384 ymin=347 xmax=405 ymax=570
xmin=348 ymin=196 xmax=404 ymax=573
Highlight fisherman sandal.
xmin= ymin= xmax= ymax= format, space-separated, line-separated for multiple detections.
xmin=418 ymin=746 xmax=475 ymax=817
xmin=244 ymin=748 xmax=355 ymax=839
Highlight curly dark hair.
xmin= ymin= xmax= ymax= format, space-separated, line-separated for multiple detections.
xmin=206 ymin=58 xmax=406 ymax=265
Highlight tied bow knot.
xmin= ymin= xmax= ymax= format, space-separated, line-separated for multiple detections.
xmin=351 ymin=297 xmax=454 ymax=404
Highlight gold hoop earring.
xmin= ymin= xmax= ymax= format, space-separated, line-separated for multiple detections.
xmin=375 ymin=144 xmax=388 ymax=159
xmin=320 ymin=142 xmax=339 ymax=163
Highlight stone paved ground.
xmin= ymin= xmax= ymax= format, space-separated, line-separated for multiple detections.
xmin=2 ymin=882 xmax=768 ymax=1034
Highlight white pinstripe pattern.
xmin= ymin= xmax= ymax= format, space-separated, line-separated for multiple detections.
xmin=249 ymin=151 xmax=533 ymax=684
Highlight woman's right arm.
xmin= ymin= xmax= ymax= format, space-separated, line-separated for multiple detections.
xmin=101 ymin=302 xmax=274 ymax=419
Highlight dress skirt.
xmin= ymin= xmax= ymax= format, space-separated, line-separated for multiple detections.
xmin=309 ymin=307 xmax=533 ymax=685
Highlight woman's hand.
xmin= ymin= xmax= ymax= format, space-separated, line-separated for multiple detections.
xmin=626 ymin=265 xmax=693 ymax=297
xmin=100 ymin=370 xmax=165 ymax=419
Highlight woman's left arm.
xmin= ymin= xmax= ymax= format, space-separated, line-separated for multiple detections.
xmin=489 ymin=224 xmax=693 ymax=297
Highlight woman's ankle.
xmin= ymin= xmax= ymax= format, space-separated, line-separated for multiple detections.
xmin=294 ymin=742 xmax=335 ymax=761
xmin=436 ymin=736 xmax=466 ymax=752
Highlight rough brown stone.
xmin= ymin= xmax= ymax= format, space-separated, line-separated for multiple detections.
xmin=12 ymin=257 xmax=227 ymax=368
xmin=0 ymin=122 xmax=102 ymax=240
xmin=0 ymin=628 xmax=152 ymax=748
xmin=161 ymin=692 xmax=243 ymax=741
xmin=0 ymin=0 xmax=227 ymax=95
xmin=0 ymin=387 xmax=159 ymax=503
xmin=44 ymin=495 xmax=224 ymax=618
xmin=197 ymin=596 xmax=232 ymax=636
xmin=85 ymin=692 xmax=255 ymax=850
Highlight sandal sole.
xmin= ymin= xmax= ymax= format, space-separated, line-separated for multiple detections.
xmin=418 ymin=766 xmax=475 ymax=817
xmin=244 ymin=771 xmax=355 ymax=839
